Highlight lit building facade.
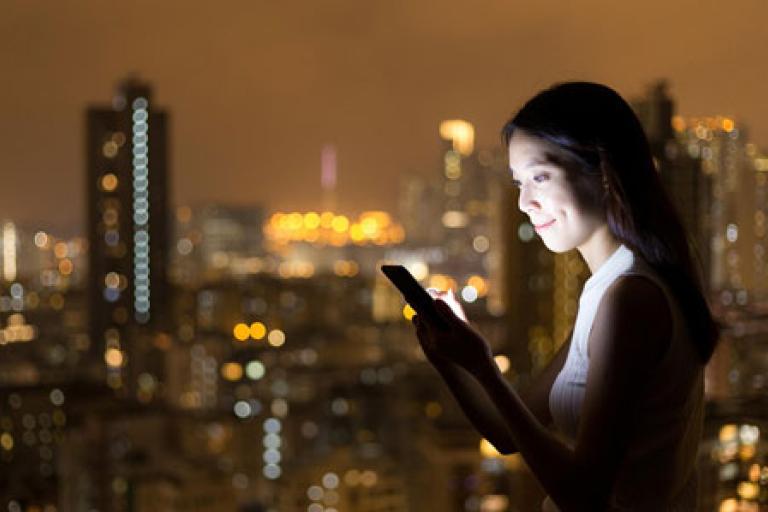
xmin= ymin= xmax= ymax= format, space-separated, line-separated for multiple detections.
xmin=85 ymin=77 xmax=170 ymax=387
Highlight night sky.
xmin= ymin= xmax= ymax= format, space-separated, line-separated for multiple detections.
xmin=2 ymin=0 xmax=767 ymax=232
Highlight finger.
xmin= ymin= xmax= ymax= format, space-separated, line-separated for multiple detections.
xmin=426 ymin=288 xmax=446 ymax=299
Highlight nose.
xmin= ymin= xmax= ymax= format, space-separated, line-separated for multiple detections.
xmin=517 ymin=183 xmax=540 ymax=214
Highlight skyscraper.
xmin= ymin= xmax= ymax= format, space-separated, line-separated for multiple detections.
xmin=633 ymin=82 xmax=714 ymax=288
xmin=85 ymin=77 xmax=169 ymax=386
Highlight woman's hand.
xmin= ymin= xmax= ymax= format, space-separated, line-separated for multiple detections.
xmin=412 ymin=289 xmax=495 ymax=376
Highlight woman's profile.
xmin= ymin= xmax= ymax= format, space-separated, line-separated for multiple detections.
xmin=412 ymin=82 xmax=719 ymax=511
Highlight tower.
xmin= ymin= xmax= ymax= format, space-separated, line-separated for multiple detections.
xmin=85 ymin=77 xmax=169 ymax=387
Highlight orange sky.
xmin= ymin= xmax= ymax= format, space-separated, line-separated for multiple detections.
xmin=2 ymin=0 xmax=767 ymax=232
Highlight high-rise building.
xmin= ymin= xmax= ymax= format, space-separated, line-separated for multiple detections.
xmin=636 ymin=80 xmax=768 ymax=305
xmin=85 ymin=77 xmax=170 ymax=386
xmin=632 ymin=82 xmax=714 ymax=289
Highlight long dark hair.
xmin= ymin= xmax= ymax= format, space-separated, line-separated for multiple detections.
xmin=502 ymin=81 xmax=719 ymax=363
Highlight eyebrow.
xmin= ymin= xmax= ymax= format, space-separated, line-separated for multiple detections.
xmin=509 ymin=156 xmax=551 ymax=178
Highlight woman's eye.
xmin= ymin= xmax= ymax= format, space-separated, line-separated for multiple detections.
xmin=533 ymin=174 xmax=549 ymax=183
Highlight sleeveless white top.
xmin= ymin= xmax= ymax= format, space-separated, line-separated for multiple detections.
xmin=546 ymin=244 xmax=704 ymax=511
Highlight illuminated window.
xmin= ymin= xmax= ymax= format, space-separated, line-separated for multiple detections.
xmin=102 ymin=141 xmax=118 ymax=158
xmin=132 ymin=97 xmax=150 ymax=323
xmin=100 ymin=173 xmax=119 ymax=192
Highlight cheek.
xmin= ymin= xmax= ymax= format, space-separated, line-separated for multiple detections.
xmin=543 ymin=185 xmax=580 ymax=218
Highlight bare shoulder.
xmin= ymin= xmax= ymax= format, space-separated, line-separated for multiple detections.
xmin=589 ymin=274 xmax=672 ymax=365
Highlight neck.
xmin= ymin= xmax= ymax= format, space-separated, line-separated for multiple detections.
xmin=578 ymin=224 xmax=622 ymax=274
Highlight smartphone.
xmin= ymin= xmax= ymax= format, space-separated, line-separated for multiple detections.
xmin=380 ymin=264 xmax=447 ymax=327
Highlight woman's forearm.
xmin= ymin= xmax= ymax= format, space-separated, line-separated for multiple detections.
xmin=432 ymin=359 xmax=518 ymax=454
xmin=474 ymin=361 xmax=608 ymax=510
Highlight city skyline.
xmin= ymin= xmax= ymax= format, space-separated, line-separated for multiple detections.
xmin=2 ymin=0 xmax=768 ymax=232
xmin=1 ymin=71 xmax=767 ymax=511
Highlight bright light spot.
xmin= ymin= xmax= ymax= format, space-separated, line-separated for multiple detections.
xmin=267 ymin=329 xmax=286 ymax=347
xmin=104 ymin=348 xmax=123 ymax=368
xmin=3 ymin=222 xmax=17 ymax=281
xmin=246 ymin=360 xmax=266 ymax=380
xmin=101 ymin=173 xmax=119 ymax=192
xmin=442 ymin=210 xmax=468 ymax=228
xmin=322 ymin=472 xmax=340 ymax=489
xmin=461 ymin=285 xmax=478 ymax=303
xmin=102 ymin=141 xmax=118 ymax=158
xmin=494 ymin=355 xmax=511 ymax=374
xmin=738 ymin=481 xmax=759 ymax=500
xmin=407 ymin=261 xmax=429 ymax=281
xmin=439 ymin=119 xmax=475 ymax=155
xmin=233 ymin=400 xmax=252 ymax=419
xmin=720 ymin=424 xmax=738 ymax=442
xmin=177 ymin=238 xmax=193 ymax=255
xmin=250 ymin=322 xmax=267 ymax=340
xmin=176 ymin=206 xmax=192 ymax=223
xmin=473 ymin=235 xmax=490 ymax=253
xmin=0 ymin=433 xmax=13 ymax=451
xmin=467 ymin=275 xmax=488 ymax=297
xmin=9 ymin=283 xmax=23 ymax=299
xmin=307 ymin=504 xmax=323 ymax=512
xmin=428 ymin=274 xmax=456 ymax=292
xmin=233 ymin=323 xmax=250 ymax=341
xmin=331 ymin=398 xmax=349 ymax=416
xmin=331 ymin=215 xmax=349 ymax=233
xmin=307 ymin=485 xmax=324 ymax=501
xmin=271 ymin=398 xmax=289 ymax=417
xmin=221 ymin=362 xmax=243 ymax=381
xmin=263 ymin=448 xmax=281 ymax=464
xmin=264 ymin=417 xmax=281 ymax=434
xmin=740 ymin=424 xmax=760 ymax=445
xmin=58 ymin=258 xmax=74 ymax=276
xmin=263 ymin=433 xmax=281 ymax=449
xmin=303 ymin=212 xmax=320 ymax=229
xmin=518 ymin=222 xmax=535 ymax=242
xmin=726 ymin=224 xmax=739 ymax=243
xmin=34 ymin=231 xmax=49 ymax=248
xmin=480 ymin=495 xmax=509 ymax=512
xmin=49 ymin=389 xmax=65 ymax=406
xmin=263 ymin=464 xmax=281 ymax=480
xmin=105 ymin=272 xmax=120 ymax=289
xmin=53 ymin=241 xmax=68 ymax=259
xmin=360 ymin=470 xmax=378 ymax=487
xmin=403 ymin=304 xmax=416 ymax=321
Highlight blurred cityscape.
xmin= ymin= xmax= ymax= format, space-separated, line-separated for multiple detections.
xmin=1 ymin=77 xmax=767 ymax=512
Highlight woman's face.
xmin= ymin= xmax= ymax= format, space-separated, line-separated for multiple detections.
xmin=508 ymin=129 xmax=605 ymax=253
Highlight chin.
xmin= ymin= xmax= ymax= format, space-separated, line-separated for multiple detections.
xmin=539 ymin=236 xmax=578 ymax=254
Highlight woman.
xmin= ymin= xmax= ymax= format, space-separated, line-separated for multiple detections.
xmin=412 ymin=82 xmax=719 ymax=511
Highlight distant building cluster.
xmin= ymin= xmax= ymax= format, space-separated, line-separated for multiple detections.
xmin=1 ymin=78 xmax=768 ymax=511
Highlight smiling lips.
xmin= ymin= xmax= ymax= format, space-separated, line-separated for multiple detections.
xmin=534 ymin=219 xmax=556 ymax=231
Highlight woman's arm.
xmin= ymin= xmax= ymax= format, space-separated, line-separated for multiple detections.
xmin=416 ymin=304 xmax=572 ymax=455
xmin=420 ymin=276 xmax=671 ymax=510
xmin=431 ymin=359 xmax=518 ymax=454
